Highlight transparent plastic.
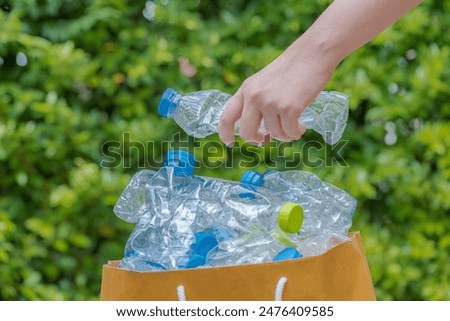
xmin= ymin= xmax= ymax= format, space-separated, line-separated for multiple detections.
xmin=115 ymin=168 xmax=302 ymax=271
xmin=159 ymin=89 xmax=349 ymax=145
xmin=114 ymin=152 xmax=357 ymax=271
xmin=242 ymin=170 xmax=357 ymax=256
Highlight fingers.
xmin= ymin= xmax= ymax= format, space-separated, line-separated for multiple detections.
xmin=279 ymin=111 xmax=305 ymax=140
xmin=220 ymin=87 xmax=265 ymax=146
xmin=219 ymin=85 xmax=308 ymax=146
xmin=297 ymin=122 xmax=307 ymax=137
xmin=239 ymin=105 xmax=265 ymax=145
xmin=218 ymin=91 xmax=244 ymax=147
xmin=263 ymin=112 xmax=295 ymax=142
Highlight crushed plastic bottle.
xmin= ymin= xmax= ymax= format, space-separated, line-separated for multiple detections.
xmin=113 ymin=149 xmax=197 ymax=223
xmin=240 ymin=169 xmax=357 ymax=256
xmin=116 ymin=150 xmax=200 ymax=271
xmin=157 ymin=88 xmax=349 ymax=145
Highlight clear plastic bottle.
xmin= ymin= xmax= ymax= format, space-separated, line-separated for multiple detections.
xmin=192 ymin=176 xmax=305 ymax=234
xmin=157 ymin=88 xmax=349 ymax=145
xmin=116 ymin=150 xmax=200 ymax=271
xmin=240 ymin=169 xmax=357 ymax=256
xmin=113 ymin=149 xmax=197 ymax=223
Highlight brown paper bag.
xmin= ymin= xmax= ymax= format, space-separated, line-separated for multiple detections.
xmin=100 ymin=231 xmax=375 ymax=301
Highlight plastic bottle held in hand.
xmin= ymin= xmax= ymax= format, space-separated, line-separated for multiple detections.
xmin=157 ymin=88 xmax=349 ymax=144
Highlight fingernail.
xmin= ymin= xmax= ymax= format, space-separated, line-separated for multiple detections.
xmin=226 ymin=142 xmax=235 ymax=148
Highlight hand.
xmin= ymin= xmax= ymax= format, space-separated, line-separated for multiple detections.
xmin=218 ymin=40 xmax=335 ymax=147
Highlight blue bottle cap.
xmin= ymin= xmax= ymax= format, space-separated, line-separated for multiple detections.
xmin=158 ymin=88 xmax=181 ymax=118
xmin=273 ymin=247 xmax=303 ymax=262
xmin=164 ymin=149 xmax=196 ymax=176
xmin=241 ymin=170 xmax=264 ymax=186
xmin=185 ymin=253 xmax=206 ymax=269
xmin=192 ymin=231 xmax=218 ymax=257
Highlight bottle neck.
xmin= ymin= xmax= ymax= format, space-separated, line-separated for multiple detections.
xmin=166 ymin=92 xmax=181 ymax=118
xmin=158 ymin=88 xmax=182 ymax=119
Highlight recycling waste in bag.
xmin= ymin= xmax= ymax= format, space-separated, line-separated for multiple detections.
xmin=114 ymin=149 xmax=357 ymax=272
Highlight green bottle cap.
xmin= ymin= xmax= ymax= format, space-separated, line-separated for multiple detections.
xmin=278 ymin=202 xmax=304 ymax=233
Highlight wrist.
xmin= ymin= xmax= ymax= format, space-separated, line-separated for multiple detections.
xmin=289 ymin=28 xmax=345 ymax=75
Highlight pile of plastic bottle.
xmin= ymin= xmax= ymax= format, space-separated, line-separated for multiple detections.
xmin=114 ymin=149 xmax=357 ymax=272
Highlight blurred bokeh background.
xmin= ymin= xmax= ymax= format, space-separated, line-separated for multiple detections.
xmin=0 ymin=0 xmax=449 ymax=300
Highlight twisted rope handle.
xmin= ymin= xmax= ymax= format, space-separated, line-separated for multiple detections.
xmin=177 ymin=285 xmax=187 ymax=301
xmin=274 ymin=276 xmax=288 ymax=301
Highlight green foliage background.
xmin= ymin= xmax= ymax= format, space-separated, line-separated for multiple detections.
xmin=0 ymin=0 xmax=448 ymax=300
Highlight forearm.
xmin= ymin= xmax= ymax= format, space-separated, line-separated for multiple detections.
xmin=285 ymin=0 xmax=423 ymax=71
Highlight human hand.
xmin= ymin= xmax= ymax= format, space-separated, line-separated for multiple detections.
xmin=218 ymin=40 xmax=335 ymax=147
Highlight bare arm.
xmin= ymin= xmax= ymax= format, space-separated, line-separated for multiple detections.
xmin=299 ymin=0 xmax=424 ymax=69
xmin=218 ymin=0 xmax=423 ymax=146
